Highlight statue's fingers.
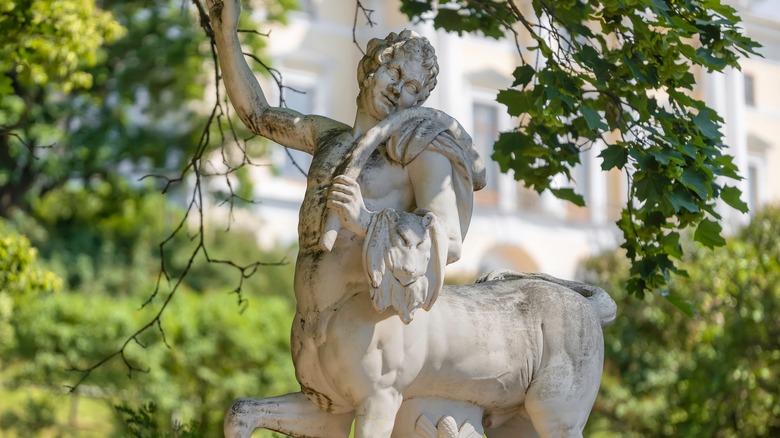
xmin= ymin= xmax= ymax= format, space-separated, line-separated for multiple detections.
xmin=327 ymin=191 xmax=353 ymax=203
xmin=328 ymin=183 xmax=347 ymax=196
xmin=329 ymin=182 xmax=358 ymax=197
xmin=333 ymin=175 xmax=359 ymax=188
xmin=325 ymin=199 xmax=350 ymax=218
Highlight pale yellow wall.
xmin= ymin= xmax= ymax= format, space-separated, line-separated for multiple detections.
xmin=743 ymin=58 xmax=780 ymax=111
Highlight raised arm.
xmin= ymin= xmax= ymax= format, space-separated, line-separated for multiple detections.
xmin=206 ymin=0 xmax=345 ymax=153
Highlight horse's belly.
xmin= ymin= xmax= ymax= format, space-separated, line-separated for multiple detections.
xmin=408 ymin=330 xmax=538 ymax=408
xmin=404 ymin=289 xmax=544 ymax=408
xmin=410 ymin=371 xmax=531 ymax=409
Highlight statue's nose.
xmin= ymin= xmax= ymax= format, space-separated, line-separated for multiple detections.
xmin=388 ymin=81 xmax=401 ymax=95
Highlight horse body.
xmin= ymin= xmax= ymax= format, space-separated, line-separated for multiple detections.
xmin=226 ymin=274 xmax=613 ymax=438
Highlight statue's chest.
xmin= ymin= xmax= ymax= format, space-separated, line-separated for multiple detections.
xmin=357 ymin=148 xmax=412 ymax=208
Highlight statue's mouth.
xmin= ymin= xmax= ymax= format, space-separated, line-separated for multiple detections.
xmin=381 ymin=93 xmax=396 ymax=109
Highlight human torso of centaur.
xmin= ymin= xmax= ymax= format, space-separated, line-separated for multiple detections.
xmin=294 ymin=127 xmax=416 ymax=317
xmin=290 ymin=126 xmax=424 ymax=409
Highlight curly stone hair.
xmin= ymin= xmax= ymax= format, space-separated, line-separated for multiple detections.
xmin=357 ymin=30 xmax=439 ymax=106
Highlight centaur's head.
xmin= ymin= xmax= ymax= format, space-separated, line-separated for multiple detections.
xmin=356 ymin=30 xmax=439 ymax=120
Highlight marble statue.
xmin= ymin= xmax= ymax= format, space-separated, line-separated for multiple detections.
xmin=206 ymin=1 xmax=617 ymax=437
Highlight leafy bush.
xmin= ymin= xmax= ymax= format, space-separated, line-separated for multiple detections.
xmin=0 ymin=225 xmax=61 ymax=357
xmin=583 ymin=206 xmax=780 ymax=437
xmin=1 ymin=184 xmax=299 ymax=436
xmin=3 ymin=285 xmax=297 ymax=436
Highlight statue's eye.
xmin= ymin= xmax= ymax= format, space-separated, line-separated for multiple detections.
xmin=388 ymin=67 xmax=400 ymax=80
xmin=404 ymin=82 xmax=419 ymax=94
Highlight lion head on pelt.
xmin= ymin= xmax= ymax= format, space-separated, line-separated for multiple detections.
xmin=362 ymin=208 xmax=447 ymax=324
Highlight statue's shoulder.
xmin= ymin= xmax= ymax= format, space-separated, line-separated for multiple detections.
xmin=312 ymin=118 xmax=352 ymax=149
xmin=384 ymin=108 xmax=463 ymax=166
xmin=382 ymin=108 xmax=486 ymax=191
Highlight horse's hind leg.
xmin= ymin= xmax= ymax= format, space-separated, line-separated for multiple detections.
xmin=522 ymin=347 xmax=602 ymax=438
xmin=224 ymin=392 xmax=354 ymax=438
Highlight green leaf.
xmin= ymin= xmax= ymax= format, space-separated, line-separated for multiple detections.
xmin=496 ymin=89 xmax=534 ymax=116
xmin=635 ymin=172 xmax=668 ymax=201
xmin=663 ymin=291 xmax=695 ymax=316
xmin=694 ymin=218 xmax=726 ymax=249
xmin=399 ymin=0 xmax=432 ymax=17
xmin=512 ymin=64 xmax=535 ymax=87
xmin=693 ymin=110 xmax=721 ymax=139
xmin=668 ymin=187 xmax=700 ymax=213
xmin=550 ymin=187 xmax=585 ymax=206
xmin=653 ymin=148 xmax=684 ymax=165
xmin=599 ymin=145 xmax=628 ymax=170
xmin=721 ymin=185 xmax=749 ymax=213
xmin=580 ymin=105 xmax=607 ymax=131
xmin=649 ymin=0 xmax=670 ymax=12
xmin=695 ymin=47 xmax=729 ymax=70
xmin=660 ymin=232 xmax=683 ymax=259
xmin=679 ymin=168 xmax=709 ymax=199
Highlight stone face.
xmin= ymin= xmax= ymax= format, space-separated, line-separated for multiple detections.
xmin=207 ymin=1 xmax=616 ymax=437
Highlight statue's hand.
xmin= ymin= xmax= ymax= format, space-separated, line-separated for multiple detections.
xmin=327 ymin=175 xmax=371 ymax=237
xmin=205 ymin=0 xmax=241 ymax=34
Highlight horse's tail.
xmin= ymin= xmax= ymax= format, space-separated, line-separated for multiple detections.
xmin=476 ymin=269 xmax=617 ymax=326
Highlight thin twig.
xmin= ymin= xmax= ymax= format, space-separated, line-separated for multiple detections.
xmin=352 ymin=0 xmax=376 ymax=55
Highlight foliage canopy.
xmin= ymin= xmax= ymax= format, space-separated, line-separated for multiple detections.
xmin=399 ymin=0 xmax=759 ymax=301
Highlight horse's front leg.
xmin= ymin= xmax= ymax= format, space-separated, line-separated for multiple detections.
xmin=354 ymin=388 xmax=403 ymax=438
xmin=224 ymin=392 xmax=354 ymax=438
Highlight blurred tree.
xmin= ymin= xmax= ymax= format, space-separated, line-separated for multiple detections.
xmin=581 ymin=206 xmax=780 ymax=437
xmin=0 ymin=0 xmax=124 ymax=215
xmin=10 ymin=180 xmax=170 ymax=294
xmin=5 ymin=181 xmax=295 ymax=299
xmin=0 ymin=0 xmax=300 ymax=435
xmin=0 ymin=0 xmax=288 ymax=217
xmin=0 ymin=224 xmax=62 ymax=359
xmin=0 ymin=226 xmax=64 ymax=437
xmin=0 ymin=0 xmax=124 ymax=94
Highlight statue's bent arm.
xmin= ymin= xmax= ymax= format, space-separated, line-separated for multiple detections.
xmin=407 ymin=147 xmax=462 ymax=264
xmin=209 ymin=0 xmax=346 ymax=155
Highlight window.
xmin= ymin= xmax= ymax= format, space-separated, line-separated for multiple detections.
xmin=472 ymin=103 xmax=500 ymax=195
xmin=744 ymin=73 xmax=755 ymax=107
xmin=565 ymin=148 xmax=592 ymax=223
xmin=297 ymin=0 xmax=316 ymax=17
xmin=748 ymin=163 xmax=759 ymax=214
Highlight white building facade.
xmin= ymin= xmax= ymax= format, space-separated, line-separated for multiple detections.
xmin=239 ymin=0 xmax=780 ymax=280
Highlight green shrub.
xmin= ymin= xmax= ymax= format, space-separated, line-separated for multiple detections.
xmin=583 ymin=206 xmax=780 ymax=437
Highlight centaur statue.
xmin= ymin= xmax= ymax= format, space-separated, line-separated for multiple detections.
xmin=206 ymin=1 xmax=616 ymax=436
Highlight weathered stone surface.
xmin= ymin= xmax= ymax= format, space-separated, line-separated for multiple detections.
xmin=207 ymin=1 xmax=616 ymax=436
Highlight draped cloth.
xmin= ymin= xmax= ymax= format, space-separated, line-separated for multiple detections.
xmin=386 ymin=116 xmax=487 ymax=238
xmin=362 ymin=114 xmax=486 ymax=323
